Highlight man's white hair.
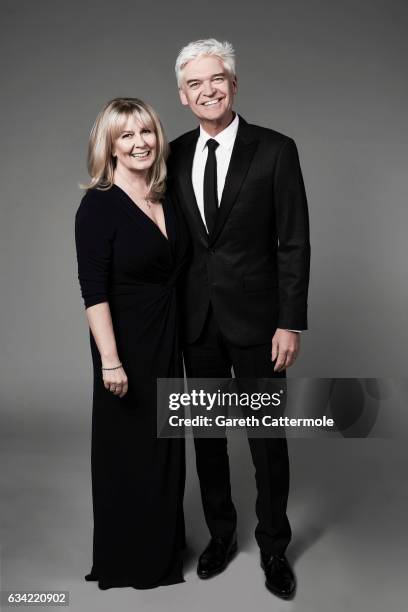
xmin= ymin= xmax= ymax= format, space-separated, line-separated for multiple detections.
xmin=175 ymin=38 xmax=236 ymax=88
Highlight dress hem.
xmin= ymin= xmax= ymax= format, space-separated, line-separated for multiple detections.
xmin=84 ymin=569 xmax=185 ymax=590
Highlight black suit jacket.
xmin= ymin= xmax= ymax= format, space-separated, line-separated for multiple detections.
xmin=168 ymin=116 xmax=310 ymax=347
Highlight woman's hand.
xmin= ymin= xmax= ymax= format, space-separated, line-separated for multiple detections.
xmin=83 ymin=303 xmax=129 ymax=399
xmin=102 ymin=364 xmax=128 ymax=398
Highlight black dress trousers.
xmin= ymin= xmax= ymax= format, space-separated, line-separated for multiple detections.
xmin=183 ymin=305 xmax=291 ymax=556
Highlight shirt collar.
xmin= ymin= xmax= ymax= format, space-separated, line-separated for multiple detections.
xmin=198 ymin=112 xmax=239 ymax=152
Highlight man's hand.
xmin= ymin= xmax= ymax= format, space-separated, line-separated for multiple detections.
xmin=271 ymin=329 xmax=300 ymax=372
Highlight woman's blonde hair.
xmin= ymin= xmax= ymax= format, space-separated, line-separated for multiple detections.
xmin=83 ymin=97 xmax=169 ymax=200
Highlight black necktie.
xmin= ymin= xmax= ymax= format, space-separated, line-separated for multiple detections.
xmin=203 ymin=138 xmax=219 ymax=234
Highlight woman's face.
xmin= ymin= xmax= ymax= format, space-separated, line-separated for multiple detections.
xmin=112 ymin=114 xmax=157 ymax=174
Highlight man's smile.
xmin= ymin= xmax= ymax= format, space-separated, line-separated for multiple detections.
xmin=201 ymin=98 xmax=224 ymax=106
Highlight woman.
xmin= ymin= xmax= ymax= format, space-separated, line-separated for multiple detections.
xmin=75 ymin=98 xmax=189 ymax=589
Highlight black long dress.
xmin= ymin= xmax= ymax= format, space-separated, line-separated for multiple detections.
xmin=75 ymin=184 xmax=189 ymax=589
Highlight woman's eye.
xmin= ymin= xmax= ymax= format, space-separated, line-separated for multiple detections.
xmin=141 ymin=129 xmax=151 ymax=134
xmin=122 ymin=133 xmax=132 ymax=138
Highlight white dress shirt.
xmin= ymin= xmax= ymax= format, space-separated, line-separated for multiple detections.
xmin=191 ymin=113 xmax=301 ymax=334
xmin=192 ymin=112 xmax=239 ymax=230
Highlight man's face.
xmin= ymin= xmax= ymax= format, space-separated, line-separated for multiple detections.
xmin=179 ymin=55 xmax=237 ymax=124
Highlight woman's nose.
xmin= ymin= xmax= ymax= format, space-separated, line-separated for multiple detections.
xmin=133 ymin=133 xmax=147 ymax=148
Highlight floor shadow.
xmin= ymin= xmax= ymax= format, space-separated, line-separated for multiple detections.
xmin=288 ymin=522 xmax=326 ymax=565
xmin=182 ymin=543 xmax=197 ymax=573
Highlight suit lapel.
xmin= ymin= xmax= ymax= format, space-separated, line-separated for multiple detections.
xmin=208 ymin=117 xmax=258 ymax=246
xmin=174 ymin=117 xmax=259 ymax=247
xmin=175 ymin=129 xmax=209 ymax=245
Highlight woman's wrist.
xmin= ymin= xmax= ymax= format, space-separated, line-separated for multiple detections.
xmin=101 ymin=354 xmax=121 ymax=368
xmin=102 ymin=363 xmax=122 ymax=371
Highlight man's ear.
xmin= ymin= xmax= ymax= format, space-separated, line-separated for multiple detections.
xmin=179 ymin=87 xmax=189 ymax=106
xmin=232 ymin=75 xmax=238 ymax=95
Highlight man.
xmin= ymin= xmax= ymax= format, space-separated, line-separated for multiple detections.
xmin=168 ymin=38 xmax=310 ymax=600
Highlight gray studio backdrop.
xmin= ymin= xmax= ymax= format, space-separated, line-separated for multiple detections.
xmin=1 ymin=1 xmax=407 ymax=611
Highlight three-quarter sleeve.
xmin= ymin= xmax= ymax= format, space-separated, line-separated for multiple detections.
xmin=75 ymin=191 xmax=115 ymax=309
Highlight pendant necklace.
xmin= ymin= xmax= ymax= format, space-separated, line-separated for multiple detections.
xmin=118 ymin=175 xmax=153 ymax=210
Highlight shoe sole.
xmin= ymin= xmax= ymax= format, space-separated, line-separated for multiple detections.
xmin=197 ymin=542 xmax=238 ymax=579
xmin=264 ymin=580 xmax=296 ymax=600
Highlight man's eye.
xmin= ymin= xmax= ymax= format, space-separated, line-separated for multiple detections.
xmin=213 ymin=77 xmax=223 ymax=82
xmin=190 ymin=82 xmax=199 ymax=89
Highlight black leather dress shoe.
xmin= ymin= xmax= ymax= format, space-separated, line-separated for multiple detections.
xmin=197 ymin=532 xmax=238 ymax=579
xmin=261 ymin=552 xmax=296 ymax=599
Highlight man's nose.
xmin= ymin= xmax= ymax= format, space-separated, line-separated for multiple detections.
xmin=202 ymin=80 xmax=216 ymax=96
